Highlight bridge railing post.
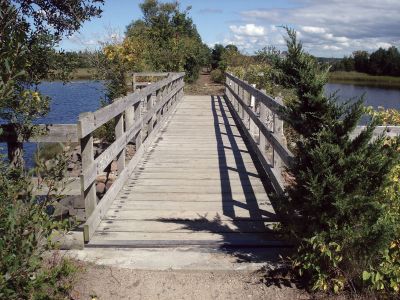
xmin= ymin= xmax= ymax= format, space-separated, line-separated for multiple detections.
xmin=272 ymin=96 xmax=285 ymax=178
xmin=115 ymin=112 xmax=125 ymax=175
xmin=259 ymin=92 xmax=267 ymax=156
xmin=78 ymin=113 xmax=97 ymax=222
xmin=134 ymin=99 xmax=143 ymax=150
xmin=147 ymin=93 xmax=154 ymax=135
xmin=249 ymin=84 xmax=257 ymax=138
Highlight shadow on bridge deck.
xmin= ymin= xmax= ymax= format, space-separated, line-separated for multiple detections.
xmin=88 ymin=95 xmax=290 ymax=263
xmin=155 ymin=95 xmax=290 ymax=263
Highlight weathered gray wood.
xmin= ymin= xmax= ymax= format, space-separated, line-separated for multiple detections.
xmin=115 ymin=113 xmax=125 ymax=175
xmin=86 ymin=239 xmax=290 ymax=249
xmin=224 ymin=95 xmax=285 ymax=194
xmin=32 ymin=177 xmax=80 ymax=196
xmin=259 ymin=99 xmax=267 ymax=154
xmin=78 ymin=72 xmax=184 ymax=137
xmin=87 ymin=95 xmax=280 ymax=248
xmin=225 ymin=73 xmax=284 ymax=116
xmin=133 ymin=72 xmax=169 ymax=77
xmin=226 ymin=83 xmax=294 ymax=167
xmin=0 ymin=124 xmax=78 ymax=143
xmin=96 ymin=219 xmax=276 ymax=233
xmin=78 ymin=120 xmax=97 ymax=221
xmin=83 ymin=88 xmax=182 ymax=242
xmin=81 ymin=82 xmax=184 ymax=189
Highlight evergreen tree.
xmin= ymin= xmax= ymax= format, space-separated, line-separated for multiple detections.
xmin=276 ymin=28 xmax=400 ymax=291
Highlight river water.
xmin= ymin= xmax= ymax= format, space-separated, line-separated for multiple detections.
xmin=3 ymin=81 xmax=400 ymax=165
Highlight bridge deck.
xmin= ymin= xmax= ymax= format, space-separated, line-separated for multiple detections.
xmin=88 ymin=95 xmax=282 ymax=248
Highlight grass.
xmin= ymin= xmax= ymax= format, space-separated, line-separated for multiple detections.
xmin=328 ymin=71 xmax=400 ymax=88
xmin=70 ymin=67 xmax=96 ymax=80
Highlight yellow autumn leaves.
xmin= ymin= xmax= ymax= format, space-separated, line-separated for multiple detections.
xmin=365 ymin=105 xmax=400 ymax=126
xmin=103 ymin=38 xmax=145 ymax=66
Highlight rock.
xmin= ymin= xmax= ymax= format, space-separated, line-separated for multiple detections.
xmin=96 ymin=182 xmax=106 ymax=194
xmin=126 ymin=144 xmax=136 ymax=159
xmin=52 ymin=202 xmax=70 ymax=219
xmin=60 ymin=195 xmax=76 ymax=208
xmin=107 ymin=173 xmax=117 ymax=182
xmin=96 ymin=174 xmax=108 ymax=183
xmin=70 ymin=152 xmax=81 ymax=162
xmin=50 ymin=230 xmax=84 ymax=250
xmin=72 ymin=196 xmax=85 ymax=209
xmin=69 ymin=168 xmax=81 ymax=177
xmin=110 ymin=161 xmax=118 ymax=172
xmin=105 ymin=181 xmax=113 ymax=191
xmin=60 ymin=196 xmax=82 ymax=215
xmin=67 ymin=162 xmax=75 ymax=171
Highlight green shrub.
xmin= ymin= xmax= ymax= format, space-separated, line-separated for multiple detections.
xmin=276 ymin=28 xmax=400 ymax=295
xmin=210 ymin=69 xmax=224 ymax=83
xmin=0 ymin=151 xmax=76 ymax=298
xmin=35 ymin=143 xmax=64 ymax=164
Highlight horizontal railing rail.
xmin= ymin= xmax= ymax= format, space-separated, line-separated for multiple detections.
xmin=224 ymin=73 xmax=292 ymax=194
xmin=132 ymin=72 xmax=170 ymax=92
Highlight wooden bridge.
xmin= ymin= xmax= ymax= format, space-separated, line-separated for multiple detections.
xmin=80 ymin=72 xmax=292 ymax=248
xmin=2 ymin=72 xmax=400 ymax=249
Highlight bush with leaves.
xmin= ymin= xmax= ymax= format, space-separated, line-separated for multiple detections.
xmin=275 ymin=28 xmax=400 ymax=295
xmin=0 ymin=144 xmax=77 ymax=298
xmin=210 ymin=69 xmax=224 ymax=84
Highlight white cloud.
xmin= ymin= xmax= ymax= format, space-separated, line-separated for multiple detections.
xmin=229 ymin=24 xmax=265 ymax=37
xmin=239 ymin=0 xmax=400 ymax=56
xmin=218 ymin=24 xmax=283 ymax=53
xmin=301 ymin=26 xmax=326 ymax=34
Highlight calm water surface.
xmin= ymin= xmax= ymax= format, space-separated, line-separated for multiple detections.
xmin=5 ymin=81 xmax=400 ymax=165
xmin=18 ymin=81 xmax=105 ymax=166
xmin=324 ymin=83 xmax=400 ymax=110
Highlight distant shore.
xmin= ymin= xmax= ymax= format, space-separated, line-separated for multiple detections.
xmin=69 ymin=68 xmax=95 ymax=80
xmin=328 ymin=71 xmax=400 ymax=88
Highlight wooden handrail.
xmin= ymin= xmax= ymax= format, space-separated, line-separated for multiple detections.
xmin=0 ymin=124 xmax=78 ymax=143
xmin=80 ymin=72 xmax=185 ymax=242
xmin=224 ymin=72 xmax=290 ymax=194
xmin=224 ymin=72 xmax=400 ymax=194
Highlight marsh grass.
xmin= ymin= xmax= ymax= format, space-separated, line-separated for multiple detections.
xmin=329 ymin=71 xmax=400 ymax=88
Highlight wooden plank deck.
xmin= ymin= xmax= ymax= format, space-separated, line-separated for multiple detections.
xmin=87 ymin=95 xmax=284 ymax=248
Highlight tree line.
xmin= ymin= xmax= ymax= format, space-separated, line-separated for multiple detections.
xmin=332 ymin=46 xmax=400 ymax=76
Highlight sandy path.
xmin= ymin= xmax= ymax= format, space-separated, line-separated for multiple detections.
xmin=71 ymin=265 xmax=309 ymax=300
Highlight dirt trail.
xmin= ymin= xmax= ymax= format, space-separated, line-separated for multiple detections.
xmin=71 ymin=266 xmax=309 ymax=300
xmin=185 ymin=69 xmax=225 ymax=95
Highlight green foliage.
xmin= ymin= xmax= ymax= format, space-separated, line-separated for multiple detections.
xmin=210 ymin=69 xmax=224 ymax=84
xmin=332 ymin=46 xmax=400 ymax=76
xmin=0 ymin=0 xmax=103 ymax=166
xmin=0 ymin=148 xmax=75 ymax=298
xmin=211 ymin=44 xmax=252 ymax=72
xmin=277 ymin=28 xmax=400 ymax=295
xmin=125 ymin=0 xmax=209 ymax=83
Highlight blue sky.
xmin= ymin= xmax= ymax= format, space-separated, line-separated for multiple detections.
xmin=60 ymin=0 xmax=400 ymax=57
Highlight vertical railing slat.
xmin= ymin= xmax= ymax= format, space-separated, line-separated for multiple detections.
xmin=115 ymin=113 xmax=125 ymax=174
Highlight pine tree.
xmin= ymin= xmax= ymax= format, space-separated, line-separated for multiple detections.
xmin=276 ymin=28 xmax=400 ymax=291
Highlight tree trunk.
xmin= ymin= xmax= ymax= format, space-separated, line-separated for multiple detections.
xmin=7 ymin=124 xmax=24 ymax=169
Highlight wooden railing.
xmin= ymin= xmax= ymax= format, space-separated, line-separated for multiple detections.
xmin=79 ymin=72 xmax=185 ymax=241
xmin=224 ymin=73 xmax=293 ymax=194
xmin=132 ymin=72 xmax=169 ymax=91
xmin=0 ymin=72 xmax=185 ymax=242
xmin=225 ymin=72 xmax=400 ymax=195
